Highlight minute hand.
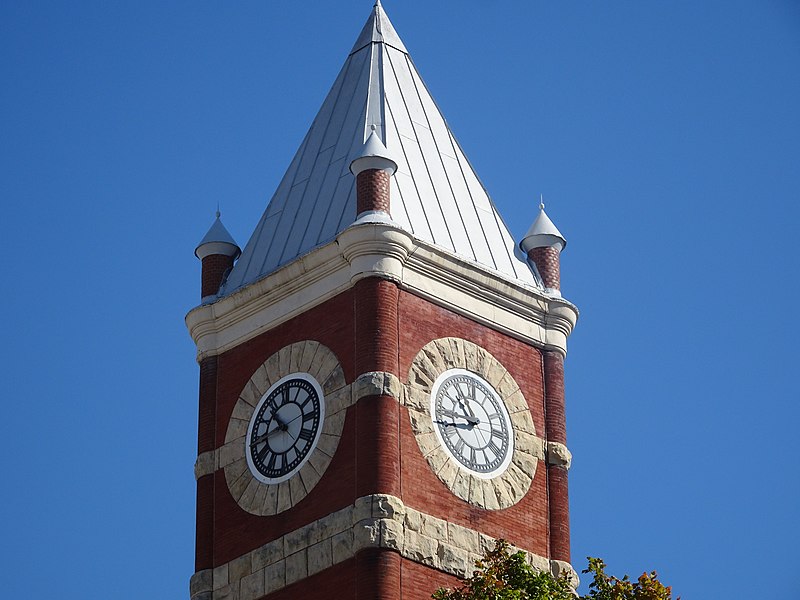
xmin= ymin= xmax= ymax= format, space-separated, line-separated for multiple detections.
xmin=440 ymin=408 xmax=479 ymax=426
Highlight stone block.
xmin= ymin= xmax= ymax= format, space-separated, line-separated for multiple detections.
xmin=403 ymin=530 xmax=438 ymax=567
xmin=307 ymin=538 xmax=333 ymax=576
xmin=323 ymin=365 xmax=346 ymax=394
xmin=299 ymin=462 xmax=322 ymax=495
xmin=226 ymin=466 xmax=251 ymax=502
xmin=228 ymin=552 xmax=252 ymax=584
xmin=238 ymin=478 xmax=260 ymax=513
xmin=448 ymin=522 xmax=479 ymax=553
xmin=404 ymin=507 xmax=422 ymax=532
xmin=194 ymin=451 xmax=216 ymax=480
xmin=419 ymin=513 xmax=447 ymax=540
xmin=213 ymin=582 xmax=239 ymax=600
xmin=218 ymin=440 xmax=244 ymax=469
xmin=189 ymin=569 xmax=212 ymax=597
xmin=289 ymin=342 xmax=304 ymax=373
xmin=264 ymin=352 xmax=281 ymax=388
xmin=381 ymin=517 xmax=405 ymax=551
xmin=251 ymin=538 xmax=284 ymax=572
xmin=231 ymin=400 xmax=254 ymax=422
xmin=284 ymin=550 xmax=307 ymax=586
xmin=263 ymin=560 xmax=285 ymax=595
xmin=212 ymin=563 xmax=229 ymax=590
xmin=288 ymin=472 xmax=307 ymax=506
xmin=276 ymin=481 xmax=292 ymax=513
xmin=250 ymin=365 xmax=270 ymax=397
xmin=326 ymin=385 xmax=352 ymax=415
xmin=317 ymin=432 xmax=340 ymax=458
xmin=438 ymin=542 xmax=469 ymax=578
xmin=239 ymin=569 xmax=264 ymax=600
xmin=331 ymin=529 xmax=355 ymax=564
xmin=299 ymin=340 xmax=320 ymax=372
xmin=278 ymin=345 xmax=292 ymax=377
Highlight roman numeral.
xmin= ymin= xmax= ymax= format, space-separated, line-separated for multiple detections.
xmin=298 ymin=428 xmax=315 ymax=442
xmin=487 ymin=440 xmax=502 ymax=459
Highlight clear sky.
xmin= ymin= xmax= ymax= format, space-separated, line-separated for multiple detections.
xmin=2 ymin=1 xmax=798 ymax=598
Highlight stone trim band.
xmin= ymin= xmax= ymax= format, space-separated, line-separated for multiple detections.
xmin=188 ymin=493 xmax=578 ymax=600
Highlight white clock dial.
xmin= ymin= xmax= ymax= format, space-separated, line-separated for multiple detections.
xmin=430 ymin=368 xmax=514 ymax=478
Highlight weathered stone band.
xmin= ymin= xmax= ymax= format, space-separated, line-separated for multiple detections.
xmin=188 ymin=493 xmax=578 ymax=600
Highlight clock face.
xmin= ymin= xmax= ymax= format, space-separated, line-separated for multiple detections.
xmin=245 ymin=373 xmax=324 ymax=484
xmin=431 ymin=369 xmax=514 ymax=478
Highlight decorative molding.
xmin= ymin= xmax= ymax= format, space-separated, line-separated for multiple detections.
xmin=405 ymin=338 xmax=543 ymax=509
xmin=222 ymin=341 xmax=351 ymax=515
xmin=186 ymin=222 xmax=578 ymax=362
xmin=188 ymin=494 xmax=578 ymax=600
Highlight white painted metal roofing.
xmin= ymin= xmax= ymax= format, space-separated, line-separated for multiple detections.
xmin=221 ymin=3 xmax=541 ymax=295
xmin=195 ymin=212 xmax=240 ymax=258
xmin=520 ymin=207 xmax=566 ymax=253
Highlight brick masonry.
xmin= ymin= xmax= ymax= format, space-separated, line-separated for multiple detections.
xmin=528 ymin=246 xmax=560 ymax=290
xmin=543 ymin=350 xmax=569 ymax=562
xmin=356 ymin=168 xmax=391 ymax=214
xmin=201 ymin=254 xmax=235 ymax=299
xmin=193 ymin=286 xmax=572 ymax=596
xmin=188 ymin=494 xmax=577 ymax=600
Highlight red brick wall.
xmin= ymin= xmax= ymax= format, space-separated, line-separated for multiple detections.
xmin=259 ymin=552 xmax=461 ymax=600
xmin=528 ymin=246 xmax=560 ymax=290
xmin=356 ymin=168 xmax=391 ymax=214
xmin=397 ymin=291 xmax=550 ymax=557
xmin=199 ymin=285 xmax=561 ymax=582
xmin=201 ymin=253 xmax=235 ymax=298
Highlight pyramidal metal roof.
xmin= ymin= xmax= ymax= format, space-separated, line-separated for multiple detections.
xmin=222 ymin=2 xmax=540 ymax=295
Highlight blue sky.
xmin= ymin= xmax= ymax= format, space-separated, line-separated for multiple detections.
xmin=2 ymin=1 xmax=798 ymax=598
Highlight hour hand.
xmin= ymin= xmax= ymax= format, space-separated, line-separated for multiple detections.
xmin=440 ymin=409 xmax=479 ymax=426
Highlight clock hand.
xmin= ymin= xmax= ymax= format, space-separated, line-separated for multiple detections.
xmin=440 ymin=408 xmax=479 ymax=426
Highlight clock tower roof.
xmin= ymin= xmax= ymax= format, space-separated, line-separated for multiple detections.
xmin=219 ymin=2 xmax=542 ymax=296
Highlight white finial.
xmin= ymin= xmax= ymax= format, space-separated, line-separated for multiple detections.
xmin=539 ymin=194 xmax=545 ymax=211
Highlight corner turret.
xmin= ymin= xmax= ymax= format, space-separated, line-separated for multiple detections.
xmin=194 ymin=211 xmax=240 ymax=301
xmin=520 ymin=199 xmax=566 ymax=294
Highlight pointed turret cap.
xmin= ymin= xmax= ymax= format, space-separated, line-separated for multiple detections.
xmin=351 ymin=0 xmax=407 ymax=54
xmin=520 ymin=206 xmax=566 ymax=253
xmin=350 ymin=127 xmax=398 ymax=176
xmin=195 ymin=212 xmax=241 ymax=260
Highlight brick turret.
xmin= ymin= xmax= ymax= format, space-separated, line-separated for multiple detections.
xmin=520 ymin=202 xmax=566 ymax=294
xmin=194 ymin=211 xmax=240 ymax=301
xmin=350 ymin=126 xmax=398 ymax=216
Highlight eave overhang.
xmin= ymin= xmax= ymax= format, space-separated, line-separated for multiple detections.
xmin=186 ymin=224 xmax=578 ymax=362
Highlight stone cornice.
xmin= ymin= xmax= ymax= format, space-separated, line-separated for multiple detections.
xmin=188 ymin=493 xmax=578 ymax=600
xmin=186 ymin=222 xmax=578 ymax=361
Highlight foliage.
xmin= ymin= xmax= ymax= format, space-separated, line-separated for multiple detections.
xmin=432 ymin=540 xmax=676 ymax=600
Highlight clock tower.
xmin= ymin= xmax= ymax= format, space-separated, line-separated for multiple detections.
xmin=186 ymin=3 xmax=578 ymax=600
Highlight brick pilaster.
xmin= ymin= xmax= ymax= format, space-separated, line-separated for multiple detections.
xmin=354 ymin=277 xmax=401 ymax=499
xmin=195 ymin=356 xmax=218 ymax=571
xmin=543 ymin=350 xmax=570 ymax=562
